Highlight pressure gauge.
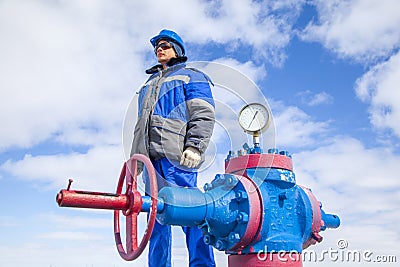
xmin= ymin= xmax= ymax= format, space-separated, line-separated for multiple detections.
xmin=238 ymin=103 xmax=270 ymax=133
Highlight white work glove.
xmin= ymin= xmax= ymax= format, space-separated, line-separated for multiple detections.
xmin=180 ymin=147 xmax=201 ymax=168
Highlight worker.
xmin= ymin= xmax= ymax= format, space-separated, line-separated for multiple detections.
xmin=131 ymin=29 xmax=216 ymax=267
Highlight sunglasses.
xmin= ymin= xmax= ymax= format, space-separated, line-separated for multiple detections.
xmin=154 ymin=42 xmax=172 ymax=54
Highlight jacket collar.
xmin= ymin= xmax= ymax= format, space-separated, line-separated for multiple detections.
xmin=145 ymin=56 xmax=188 ymax=74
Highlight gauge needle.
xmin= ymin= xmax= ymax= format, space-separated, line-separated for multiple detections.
xmin=248 ymin=111 xmax=259 ymax=129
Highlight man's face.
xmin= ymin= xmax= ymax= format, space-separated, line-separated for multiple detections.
xmin=155 ymin=40 xmax=176 ymax=65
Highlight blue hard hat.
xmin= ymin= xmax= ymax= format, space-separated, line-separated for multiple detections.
xmin=150 ymin=29 xmax=185 ymax=56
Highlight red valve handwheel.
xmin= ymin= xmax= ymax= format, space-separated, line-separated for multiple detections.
xmin=114 ymin=154 xmax=158 ymax=261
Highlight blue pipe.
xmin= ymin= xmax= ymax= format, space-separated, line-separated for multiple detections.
xmin=141 ymin=196 xmax=165 ymax=213
xmin=321 ymin=210 xmax=341 ymax=230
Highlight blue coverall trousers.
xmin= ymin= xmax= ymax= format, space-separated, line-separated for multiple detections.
xmin=145 ymin=158 xmax=215 ymax=267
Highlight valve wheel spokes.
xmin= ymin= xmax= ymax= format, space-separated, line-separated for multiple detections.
xmin=114 ymin=154 xmax=158 ymax=261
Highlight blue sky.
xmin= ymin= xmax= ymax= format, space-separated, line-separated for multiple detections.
xmin=1 ymin=1 xmax=399 ymax=266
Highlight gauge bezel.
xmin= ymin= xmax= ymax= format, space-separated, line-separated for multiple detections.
xmin=238 ymin=103 xmax=271 ymax=133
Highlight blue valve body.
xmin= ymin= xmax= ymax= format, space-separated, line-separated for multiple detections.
xmin=154 ymin=146 xmax=340 ymax=254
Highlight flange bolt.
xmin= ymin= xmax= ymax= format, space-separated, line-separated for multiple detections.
xmin=225 ymin=175 xmax=238 ymax=188
xmin=203 ymin=235 xmax=214 ymax=245
xmin=215 ymin=240 xmax=226 ymax=251
xmin=236 ymin=212 xmax=249 ymax=223
xmin=228 ymin=232 xmax=240 ymax=242
xmin=203 ymin=183 xmax=213 ymax=191
xmin=235 ymin=190 xmax=248 ymax=201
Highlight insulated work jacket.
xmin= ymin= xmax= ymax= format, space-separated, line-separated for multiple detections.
xmin=131 ymin=62 xmax=215 ymax=167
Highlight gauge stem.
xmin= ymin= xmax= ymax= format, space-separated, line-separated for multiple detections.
xmin=253 ymin=131 xmax=260 ymax=147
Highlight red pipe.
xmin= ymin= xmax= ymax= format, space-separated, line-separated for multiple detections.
xmin=56 ymin=189 xmax=129 ymax=210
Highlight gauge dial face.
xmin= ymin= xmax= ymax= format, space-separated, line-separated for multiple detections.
xmin=238 ymin=103 xmax=270 ymax=133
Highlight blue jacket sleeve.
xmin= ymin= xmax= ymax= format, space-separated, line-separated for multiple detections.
xmin=184 ymin=71 xmax=215 ymax=154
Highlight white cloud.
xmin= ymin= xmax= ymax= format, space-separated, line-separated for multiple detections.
xmin=293 ymin=136 xmax=400 ymax=264
xmin=0 ymin=0 xmax=144 ymax=151
xmin=42 ymin=214 xmax=110 ymax=230
xmin=0 ymin=0 xmax=306 ymax=153
xmin=296 ymin=90 xmax=334 ymax=106
xmin=295 ymin=136 xmax=400 ymax=191
xmin=213 ymin=58 xmax=267 ymax=83
xmin=309 ymin=92 xmax=333 ymax=106
xmin=271 ymin=100 xmax=330 ymax=148
xmin=0 ymin=240 xmax=140 ymax=267
xmin=0 ymin=145 xmax=124 ymax=191
xmin=0 ymin=216 xmax=19 ymax=227
xmin=135 ymin=0 xmax=304 ymax=64
xmin=301 ymin=0 xmax=400 ymax=62
xmin=355 ymin=52 xmax=400 ymax=138
xmin=296 ymin=0 xmax=400 ymax=145
xmin=38 ymin=231 xmax=105 ymax=241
